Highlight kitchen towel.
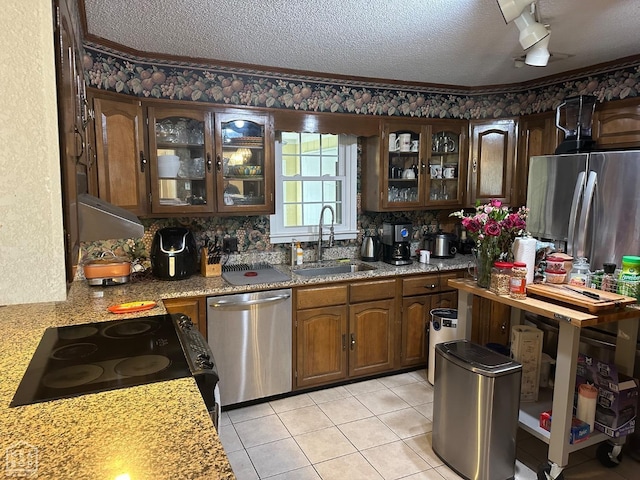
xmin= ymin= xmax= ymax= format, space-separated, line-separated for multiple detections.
xmin=513 ymin=236 xmax=537 ymax=284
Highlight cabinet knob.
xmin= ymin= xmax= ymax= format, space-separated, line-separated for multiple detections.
xmin=208 ymin=153 xmax=215 ymax=173
xmin=501 ymin=321 xmax=507 ymax=333
xmin=139 ymin=151 xmax=146 ymax=172
xmin=472 ymin=158 xmax=477 ymax=173
xmin=350 ymin=333 xmax=355 ymax=350
xmin=342 ymin=334 xmax=346 ymax=351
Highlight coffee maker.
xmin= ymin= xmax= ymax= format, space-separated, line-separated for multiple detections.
xmin=382 ymin=221 xmax=412 ymax=265
xmin=555 ymin=95 xmax=597 ymax=154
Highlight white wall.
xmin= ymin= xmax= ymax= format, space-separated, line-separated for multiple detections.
xmin=0 ymin=0 xmax=67 ymax=305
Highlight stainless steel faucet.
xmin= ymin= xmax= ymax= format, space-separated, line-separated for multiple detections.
xmin=317 ymin=205 xmax=335 ymax=262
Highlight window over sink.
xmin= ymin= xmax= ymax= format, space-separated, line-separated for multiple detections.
xmin=270 ymin=132 xmax=357 ymax=243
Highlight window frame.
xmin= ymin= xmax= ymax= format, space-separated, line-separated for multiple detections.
xmin=269 ymin=133 xmax=358 ymax=243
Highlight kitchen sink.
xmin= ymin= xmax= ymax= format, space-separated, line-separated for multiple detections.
xmin=293 ymin=262 xmax=377 ymax=277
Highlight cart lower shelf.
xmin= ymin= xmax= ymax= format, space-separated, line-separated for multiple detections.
xmin=518 ymin=388 xmax=609 ymax=452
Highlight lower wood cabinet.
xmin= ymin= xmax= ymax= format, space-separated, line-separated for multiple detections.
xmin=348 ymin=280 xmax=396 ymax=377
xmin=293 ymin=272 xmax=465 ymax=389
xmin=470 ymin=296 xmax=511 ymax=347
xmin=399 ymin=272 xmax=459 ymax=369
xmin=295 ymin=285 xmax=349 ymax=388
xmin=163 ymin=296 xmax=207 ymax=337
xmin=294 ymin=279 xmax=395 ymax=389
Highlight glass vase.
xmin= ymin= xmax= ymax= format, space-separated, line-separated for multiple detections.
xmin=473 ymin=245 xmax=499 ymax=288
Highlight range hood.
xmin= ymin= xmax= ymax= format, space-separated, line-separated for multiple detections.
xmin=78 ymin=193 xmax=144 ymax=241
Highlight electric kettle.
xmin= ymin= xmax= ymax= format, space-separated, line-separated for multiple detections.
xmin=361 ymin=233 xmax=381 ymax=262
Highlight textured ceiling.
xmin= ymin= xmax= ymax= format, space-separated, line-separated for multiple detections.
xmin=83 ymin=0 xmax=640 ymax=87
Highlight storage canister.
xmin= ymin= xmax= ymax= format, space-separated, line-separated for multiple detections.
xmin=490 ymin=261 xmax=513 ymax=296
xmin=509 ymin=262 xmax=527 ymax=299
xmin=618 ymin=255 xmax=640 ymax=299
xmin=568 ymin=257 xmax=590 ymax=286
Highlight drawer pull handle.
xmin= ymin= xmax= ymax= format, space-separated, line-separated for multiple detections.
xmin=342 ymin=334 xmax=346 ymax=351
xmin=423 ymin=284 xmax=437 ymax=289
xmin=350 ymin=334 xmax=355 ymax=350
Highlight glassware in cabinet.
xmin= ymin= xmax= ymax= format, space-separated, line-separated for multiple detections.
xmin=216 ymin=113 xmax=273 ymax=213
xmin=427 ymin=129 xmax=462 ymax=204
xmin=149 ymin=108 xmax=214 ymax=213
xmin=385 ymin=127 xmax=422 ymax=207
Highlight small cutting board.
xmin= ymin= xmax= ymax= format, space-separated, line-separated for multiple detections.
xmin=526 ymin=284 xmax=636 ymax=313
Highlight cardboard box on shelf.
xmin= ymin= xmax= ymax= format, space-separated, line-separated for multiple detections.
xmin=511 ymin=325 xmax=543 ymax=402
xmin=539 ymin=410 xmax=591 ymax=444
xmin=576 ymin=354 xmax=638 ymax=438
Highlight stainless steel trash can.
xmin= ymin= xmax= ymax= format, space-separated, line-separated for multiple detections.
xmin=433 ymin=340 xmax=522 ymax=480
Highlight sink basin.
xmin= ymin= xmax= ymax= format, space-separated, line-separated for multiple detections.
xmin=293 ymin=263 xmax=377 ymax=277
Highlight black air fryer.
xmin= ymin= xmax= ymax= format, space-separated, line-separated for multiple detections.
xmin=151 ymin=227 xmax=198 ymax=280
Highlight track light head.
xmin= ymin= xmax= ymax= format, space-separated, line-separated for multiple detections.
xmin=496 ymin=0 xmax=535 ymax=24
xmin=514 ymin=10 xmax=550 ymax=50
xmin=525 ymin=34 xmax=551 ymax=66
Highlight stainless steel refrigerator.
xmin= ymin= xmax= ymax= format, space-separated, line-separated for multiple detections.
xmin=526 ymin=150 xmax=640 ymax=271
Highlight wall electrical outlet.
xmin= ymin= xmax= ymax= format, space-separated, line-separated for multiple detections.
xmin=223 ymin=237 xmax=238 ymax=253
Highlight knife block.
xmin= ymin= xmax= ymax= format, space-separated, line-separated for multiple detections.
xmin=201 ymin=248 xmax=222 ymax=277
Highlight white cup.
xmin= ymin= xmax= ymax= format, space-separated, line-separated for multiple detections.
xmin=443 ymin=166 xmax=455 ymax=179
xmin=410 ymin=140 xmax=419 ymax=152
xmin=429 ymin=164 xmax=442 ymax=178
xmin=419 ymin=249 xmax=430 ymax=264
xmin=398 ymin=134 xmax=412 ymax=152
xmin=389 ymin=133 xmax=398 ymax=152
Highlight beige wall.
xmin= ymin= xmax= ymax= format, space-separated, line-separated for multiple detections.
xmin=0 ymin=0 xmax=67 ymax=305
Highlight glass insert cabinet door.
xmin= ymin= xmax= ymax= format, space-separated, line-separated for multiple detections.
xmin=385 ymin=126 xmax=422 ymax=207
xmin=427 ymin=129 xmax=461 ymax=205
xmin=149 ymin=108 xmax=213 ymax=213
xmin=217 ymin=116 xmax=268 ymax=211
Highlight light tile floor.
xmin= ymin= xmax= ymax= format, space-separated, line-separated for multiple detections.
xmin=218 ymin=370 xmax=638 ymax=480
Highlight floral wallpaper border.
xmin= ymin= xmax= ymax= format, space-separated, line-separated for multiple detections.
xmin=83 ymin=43 xmax=640 ymax=120
xmin=79 ymin=41 xmax=640 ymax=267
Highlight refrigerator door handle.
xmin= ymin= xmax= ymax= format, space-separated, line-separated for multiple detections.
xmin=567 ymin=171 xmax=585 ymax=257
xmin=576 ymin=171 xmax=597 ymax=260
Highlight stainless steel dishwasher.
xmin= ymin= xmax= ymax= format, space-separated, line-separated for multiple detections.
xmin=207 ymin=288 xmax=292 ymax=406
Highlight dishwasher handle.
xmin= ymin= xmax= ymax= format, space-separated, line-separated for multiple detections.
xmin=209 ymin=293 xmax=291 ymax=308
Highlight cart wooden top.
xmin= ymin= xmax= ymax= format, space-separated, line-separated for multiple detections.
xmin=448 ymin=278 xmax=640 ymax=328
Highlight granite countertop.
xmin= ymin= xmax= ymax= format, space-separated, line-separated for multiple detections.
xmin=0 ymin=255 xmax=471 ymax=479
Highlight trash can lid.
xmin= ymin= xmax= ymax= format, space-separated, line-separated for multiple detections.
xmin=437 ymin=340 xmax=521 ymax=376
xmin=430 ymin=308 xmax=457 ymax=319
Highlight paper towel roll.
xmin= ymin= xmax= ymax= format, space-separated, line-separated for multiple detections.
xmin=513 ymin=236 xmax=537 ymax=284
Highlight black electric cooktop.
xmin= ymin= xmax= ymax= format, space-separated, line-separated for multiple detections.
xmin=11 ymin=314 xmax=191 ymax=407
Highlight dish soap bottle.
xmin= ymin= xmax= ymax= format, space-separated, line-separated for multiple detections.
xmin=296 ymin=242 xmax=303 ymax=265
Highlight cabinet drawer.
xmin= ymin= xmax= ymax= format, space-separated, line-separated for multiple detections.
xmin=349 ymin=279 xmax=396 ymax=303
xmin=296 ymin=285 xmax=348 ymax=310
xmin=402 ymin=272 xmax=458 ymax=296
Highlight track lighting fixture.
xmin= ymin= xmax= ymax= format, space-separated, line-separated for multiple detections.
xmin=513 ymin=10 xmax=549 ymax=50
xmin=525 ymin=34 xmax=550 ymax=66
xmin=496 ymin=0 xmax=535 ymax=24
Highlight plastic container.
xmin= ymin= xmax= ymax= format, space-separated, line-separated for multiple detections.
xmin=576 ymin=383 xmax=598 ymax=432
xmin=490 ymin=261 xmax=513 ymax=296
xmin=509 ymin=262 xmax=528 ymax=299
xmin=545 ymin=255 xmax=566 ymax=272
xmin=568 ymin=257 xmax=590 ymax=286
xmin=618 ymin=255 xmax=640 ymax=298
xmin=545 ymin=269 xmax=567 ymax=284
